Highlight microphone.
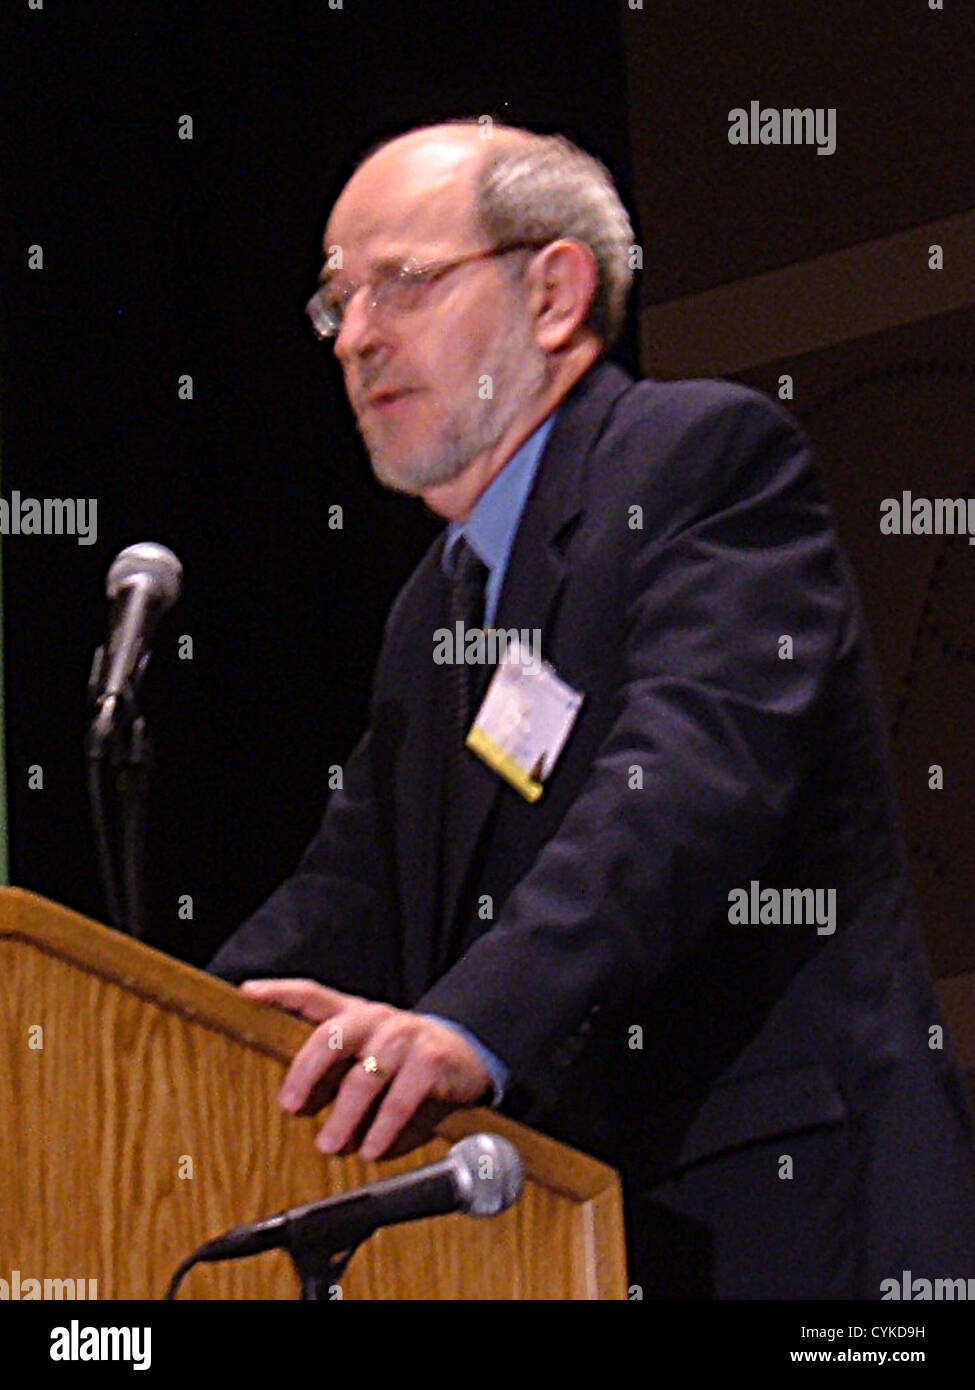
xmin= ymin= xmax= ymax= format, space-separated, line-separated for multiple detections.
xmin=191 ymin=1133 xmax=523 ymax=1265
xmin=89 ymin=543 xmax=183 ymax=747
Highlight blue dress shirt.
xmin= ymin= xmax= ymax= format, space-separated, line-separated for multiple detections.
xmin=421 ymin=409 xmax=559 ymax=1105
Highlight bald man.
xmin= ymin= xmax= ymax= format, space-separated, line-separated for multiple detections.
xmin=209 ymin=120 xmax=975 ymax=1298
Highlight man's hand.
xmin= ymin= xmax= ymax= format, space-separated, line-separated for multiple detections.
xmin=239 ymin=979 xmax=492 ymax=1160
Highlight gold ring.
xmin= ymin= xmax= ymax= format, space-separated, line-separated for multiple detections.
xmin=361 ymin=1055 xmax=388 ymax=1081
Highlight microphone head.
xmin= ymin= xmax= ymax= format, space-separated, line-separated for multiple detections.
xmin=448 ymin=1133 xmax=524 ymax=1217
xmin=107 ymin=542 xmax=183 ymax=608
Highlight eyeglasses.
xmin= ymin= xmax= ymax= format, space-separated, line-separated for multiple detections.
xmin=305 ymin=239 xmax=548 ymax=341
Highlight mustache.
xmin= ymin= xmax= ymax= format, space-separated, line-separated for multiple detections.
xmin=356 ymin=374 xmax=416 ymax=402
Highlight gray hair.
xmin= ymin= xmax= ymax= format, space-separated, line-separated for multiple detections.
xmin=357 ymin=121 xmax=635 ymax=350
xmin=470 ymin=130 xmax=634 ymax=350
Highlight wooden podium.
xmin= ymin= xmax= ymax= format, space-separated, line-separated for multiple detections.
xmin=0 ymin=888 xmax=627 ymax=1299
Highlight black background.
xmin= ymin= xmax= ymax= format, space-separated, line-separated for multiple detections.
xmin=0 ymin=1 xmax=638 ymax=963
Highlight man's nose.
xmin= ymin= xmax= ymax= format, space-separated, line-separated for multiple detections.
xmin=333 ymin=287 xmax=385 ymax=364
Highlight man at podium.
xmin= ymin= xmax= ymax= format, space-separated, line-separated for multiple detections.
xmin=208 ymin=119 xmax=975 ymax=1298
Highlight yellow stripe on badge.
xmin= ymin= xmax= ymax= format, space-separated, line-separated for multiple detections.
xmin=466 ymin=725 xmax=544 ymax=803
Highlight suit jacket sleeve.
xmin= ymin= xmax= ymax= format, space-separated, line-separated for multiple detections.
xmin=414 ymin=387 xmax=850 ymax=1110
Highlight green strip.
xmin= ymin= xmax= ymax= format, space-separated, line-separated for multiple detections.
xmin=0 ymin=415 xmax=8 ymax=883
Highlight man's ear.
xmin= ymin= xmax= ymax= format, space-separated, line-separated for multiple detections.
xmin=525 ymin=239 xmax=598 ymax=351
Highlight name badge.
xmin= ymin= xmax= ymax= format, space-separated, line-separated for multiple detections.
xmin=466 ymin=640 xmax=584 ymax=802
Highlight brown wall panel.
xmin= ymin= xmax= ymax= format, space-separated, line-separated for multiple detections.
xmin=736 ymin=308 xmax=974 ymax=978
xmin=623 ymin=1 xmax=975 ymax=304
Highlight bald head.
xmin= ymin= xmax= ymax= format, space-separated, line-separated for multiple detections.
xmin=325 ymin=122 xmax=528 ymax=259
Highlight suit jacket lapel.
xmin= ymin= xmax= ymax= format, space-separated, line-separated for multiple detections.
xmin=386 ymin=541 xmax=452 ymax=1001
xmin=433 ymin=360 xmax=633 ymax=971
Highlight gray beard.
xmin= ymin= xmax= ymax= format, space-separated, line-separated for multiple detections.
xmin=362 ymin=323 xmax=552 ymax=496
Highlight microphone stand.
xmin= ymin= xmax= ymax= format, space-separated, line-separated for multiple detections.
xmin=117 ymin=711 xmax=152 ymax=940
xmin=165 ymin=1228 xmax=366 ymax=1301
xmin=86 ymin=648 xmax=153 ymax=940
xmin=285 ymin=1196 xmax=371 ymax=1299
xmin=288 ymin=1232 xmax=363 ymax=1301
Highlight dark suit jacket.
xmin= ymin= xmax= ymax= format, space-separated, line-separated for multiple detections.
xmin=209 ymin=359 xmax=975 ymax=1298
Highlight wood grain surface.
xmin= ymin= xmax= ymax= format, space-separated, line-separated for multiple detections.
xmin=0 ymin=888 xmax=627 ymax=1300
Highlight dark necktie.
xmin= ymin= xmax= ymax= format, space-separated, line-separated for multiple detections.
xmin=440 ymin=537 xmax=490 ymax=921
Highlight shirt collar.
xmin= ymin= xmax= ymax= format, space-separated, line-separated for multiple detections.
xmin=443 ymin=410 xmax=559 ymax=575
